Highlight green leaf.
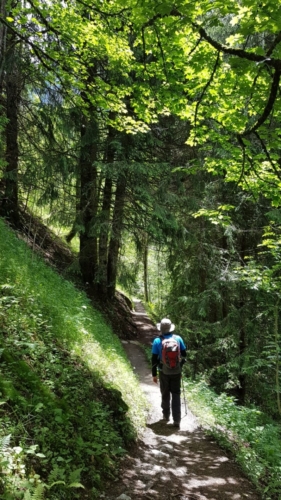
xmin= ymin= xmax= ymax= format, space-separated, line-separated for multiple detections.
xmin=68 ymin=482 xmax=85 ymax=489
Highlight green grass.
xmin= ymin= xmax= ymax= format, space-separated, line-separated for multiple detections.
xmin=184 ymin=377 xmax=281 ymax=500
xmin=0 ymin=218 xmax=147 ymax=500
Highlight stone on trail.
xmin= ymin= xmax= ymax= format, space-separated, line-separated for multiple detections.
xmin=150 ymin=449 xmax=169 ymax=458
xmin=159 ymin=443 xmax=174 ymax=452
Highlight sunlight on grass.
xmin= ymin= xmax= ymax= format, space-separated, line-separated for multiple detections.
xmin=0 ymin=218 xmax=148 ymax=499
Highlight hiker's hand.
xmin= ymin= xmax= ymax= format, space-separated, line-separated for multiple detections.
xmin=152 ymin=376 xmax=158 ymax=384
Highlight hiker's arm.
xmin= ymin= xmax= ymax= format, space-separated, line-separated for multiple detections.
xmin=180 ymin=348 xmax=187 ymax=367
xmin=152 ymin=353 xmax=159 ymax=382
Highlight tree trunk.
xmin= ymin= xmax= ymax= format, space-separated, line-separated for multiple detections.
xmin=97 ymin=124 xmax=116 ymax=297
xmin=0 ymin=0 xmax=7 ymax=90
xmin=107 ymin=172 xmax=127 ymax=299
xmin=65 ymin=174 xmax=81 ymax=243
xmin=0 ymin=26 xmax=20 ymax=226
xmin=237 ymin=298 xmax=246 ymax=405
xmin=0 ymin=0 xmax=7 ymax=191
xmin=274 ymin=299 xmax=281 ymax=415
xmin=79 ymin=113 xmax=99 ymax=285
xmin=236 ymin=233 xmax=247 ymax=404
xmin=143 ymin=235 xmax=149 ymax=302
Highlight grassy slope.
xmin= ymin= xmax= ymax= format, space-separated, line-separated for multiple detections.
xmin=0 ymin=218 xmax=147 ymax=500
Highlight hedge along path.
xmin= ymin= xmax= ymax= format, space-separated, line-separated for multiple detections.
xmin=102 ymin=300 xmax=261 ymax=500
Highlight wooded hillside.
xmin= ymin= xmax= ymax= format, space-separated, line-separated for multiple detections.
xmin=1 ymin=2 xmax=281 ymax=496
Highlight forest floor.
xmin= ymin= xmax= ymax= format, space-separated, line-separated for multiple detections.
xmin=101 ymin=301 xmax=262 ymax=500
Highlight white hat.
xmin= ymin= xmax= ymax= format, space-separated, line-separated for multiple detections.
xmin=156 ymin=318 xmax=175 ymax=333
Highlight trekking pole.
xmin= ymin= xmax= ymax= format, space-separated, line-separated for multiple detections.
xmin=181 ymin=376 xmax=188 ymax=417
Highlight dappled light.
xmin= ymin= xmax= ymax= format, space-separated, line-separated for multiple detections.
xmin=1 ymin=1 xmax=281 ymax=497
xmin=111 ymin=303 xmax=261 ymax=500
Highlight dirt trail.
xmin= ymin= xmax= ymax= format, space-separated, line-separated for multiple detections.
xmin=102 ymin=301 xmax=261 ymax=500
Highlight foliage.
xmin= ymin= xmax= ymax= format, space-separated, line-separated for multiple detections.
xmin=0 ymin=218 xmax=147 ymax=499
xmin=2 ymin=1 xmax=281 ymax=495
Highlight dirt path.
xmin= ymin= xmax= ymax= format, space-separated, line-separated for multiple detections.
xmin=102 ymin=301 xmax=261 ymax=500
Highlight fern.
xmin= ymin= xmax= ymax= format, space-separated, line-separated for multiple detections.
xmin=47 ymin=464 xmax=66 ymax=483
xmin=0 ymin=284 xmax=15 ymax=292
xmin=23 ymin=483 xmax=45 ymax=500
xmin=68 ymin=482 xmax=85 ymax=489
xmin=68 ymin=467 xmax=82 ymax=484
xmin=0 ymin=434 xmax=11 ymax=453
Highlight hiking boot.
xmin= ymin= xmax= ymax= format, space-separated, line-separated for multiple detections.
xmin=173 ymin=421 xmax=180 ymax=428
xmin=162 ymin=414 xmax=170 ymax=422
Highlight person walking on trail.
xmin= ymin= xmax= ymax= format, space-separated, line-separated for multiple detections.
xmin=151 ymin=318 xmax=187 ymax=428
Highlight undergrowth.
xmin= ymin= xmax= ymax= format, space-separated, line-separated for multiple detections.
xmin=184 ymin=377 xmax=281 ymax=500
xmin=0 ymin=218 xmax=147 ymax=499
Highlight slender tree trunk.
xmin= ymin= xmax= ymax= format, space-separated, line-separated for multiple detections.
xmin=237 ymin=233 xmax=247 ymax=404
xmin=106 ymin=129 xmax=134 ymax=299
xmin=237 ymin=298 xmax=246 ymax=404
xmin=98 ymin=176 xmax=113 ymax=295
xmin=79 ymin=112 xmax=99 ymax=285
xmin=0 ymin=26 xmax=20 ymax=226
xmin=0 ymin=0 xmax=7 ymax=191
xmin=65 ymin=174 xmax=81 ymax=243
xmin=274 ymin=299 xmax=281 ymax=415
xmin=143 ymin=235 xmax=149 ymax=302
xmin=107 ymin=172 xmax=127 ymax=299
xmin=0 ymin=0 xmax=7 ymax=90
xmin=97 ymin=124 xmax=116 ymax=297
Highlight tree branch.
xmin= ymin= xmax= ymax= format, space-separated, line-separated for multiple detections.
xmin=242 ymin=69 xmax=281 ymax=136
xmin=236 ymin=134 xmax=247 ymax=187
xmin=194 ymin=51 xmax=220 ymax=135
xmin=75 ymin=0 xmax=130 ymax=18
xmin=254 ymin=130 xmax=281 ymax=181
xmin=197 ymin=25 xmax=281 ymax=69
xmin=266 ymin=31 xmax=281 ymax=57
xmin=27 ymin=0 xmax=61 ymax=37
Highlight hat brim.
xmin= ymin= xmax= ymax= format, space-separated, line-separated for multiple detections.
xmin=156 ymin=323 xmax=175 ymax=332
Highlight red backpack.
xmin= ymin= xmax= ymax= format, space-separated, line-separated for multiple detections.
xmin=161 ymin=335 xmax=180 ymax=369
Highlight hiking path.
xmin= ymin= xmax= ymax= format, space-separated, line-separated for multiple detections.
xmin=101 ymin=300 xmax=261 ymax=500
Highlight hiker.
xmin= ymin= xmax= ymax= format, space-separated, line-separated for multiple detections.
xmin=151 ymin=318 xmax=187 ymax=428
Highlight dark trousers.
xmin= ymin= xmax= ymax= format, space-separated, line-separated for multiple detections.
xmin=159 ymin=371 xmax=181 ymax=423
